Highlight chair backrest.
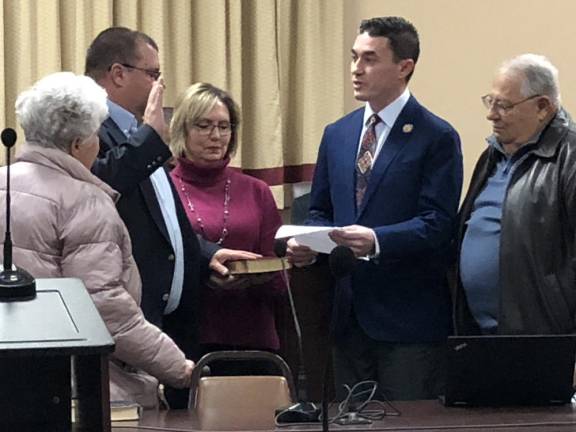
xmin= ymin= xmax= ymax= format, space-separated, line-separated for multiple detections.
xmin=190 ymin=351 xmax=296 ymax=430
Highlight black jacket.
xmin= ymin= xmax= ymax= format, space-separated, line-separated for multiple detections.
xmin=453 ymin=109 xmax=576 ymax=335
xmin=93 ymin=118 xmax=218 ymax=356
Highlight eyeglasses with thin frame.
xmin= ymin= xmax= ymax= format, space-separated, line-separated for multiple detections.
xmin=481 ymin=94 xmax=541 ymax=115
xmin=191 ymin=121 xmax=235 ymax=136
xmin=119 ymin=63 xmax=161 ymax=81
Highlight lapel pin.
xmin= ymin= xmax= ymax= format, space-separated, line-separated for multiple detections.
xmin=402 ymin=123 xmax=414 ymax=133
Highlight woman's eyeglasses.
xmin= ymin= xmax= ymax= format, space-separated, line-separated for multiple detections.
xmin=192 ymin=121 xmax=235 ymax=136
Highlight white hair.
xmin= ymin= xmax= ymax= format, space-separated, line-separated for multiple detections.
xmin=15 ymin=72 xmax=108 ymax=151
xmin=499 ymin=53 xmax=561 ymax=107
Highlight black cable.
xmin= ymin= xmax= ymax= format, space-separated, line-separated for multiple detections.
xmin=279 ymin=264 xmax=308 ymax=401
xmin=320 ymin=317 xmax=334 ymax=432
xmin=274 ymin=239 xmax=310 ymax=402
xmin=331 ymin=380 xmax=401 ymax=425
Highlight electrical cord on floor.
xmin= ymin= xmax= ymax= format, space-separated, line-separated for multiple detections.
xmin=331 ymin=380 xmax=401 ymax=425
xmin=276 ymin=380 xmax=402 ymax=427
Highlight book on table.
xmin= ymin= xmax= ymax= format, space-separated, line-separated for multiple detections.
xmin=110 ymin=400 xmax=141 ymax=421
xmin=226 ymin=257 xmax=291 ymax=274
xmin=71 ymin=399 xmax=141 ymax=422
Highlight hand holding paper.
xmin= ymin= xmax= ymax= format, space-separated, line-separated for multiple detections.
xmin=285 ymin=237 xmax=317 ymax=267
xmin=275 ymin=225 xmax=338 ymax=254
xmin=329 ymin=225 xmax=376 ymax=257
xmin=276 ymin=224 xmax=374 ymax=262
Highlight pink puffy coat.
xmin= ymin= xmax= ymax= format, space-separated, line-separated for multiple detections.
xmin=0 ymin=144 xmax=189 ymax=408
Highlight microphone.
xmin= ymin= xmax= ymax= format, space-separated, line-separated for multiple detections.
xmin=1 ymin=128 xmax=16 ymax=148
xmin=0 ymin=128 xmax=36 ymax=301
xmin=328 ymin=245 xmax=357 ymax=279
xmin=274 ymin=238 xmax=321 ymax=424
xmin=273 ymin=238 xmax=288 ymax=260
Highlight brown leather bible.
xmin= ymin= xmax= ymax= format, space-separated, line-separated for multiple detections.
xmin=226 ymin=257 xmax=291 ymax=274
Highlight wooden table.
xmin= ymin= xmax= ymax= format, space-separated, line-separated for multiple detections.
xmin=112 ymin=400 xmax=576 ymax=431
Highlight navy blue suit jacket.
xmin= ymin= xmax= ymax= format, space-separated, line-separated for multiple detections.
xmin=308 ymin=96 xmax=463 ymax=342
xmin=94 ymin=118 xmax=217 ymax=352
xmin=93 ymin=117 xmax=220 ymax=408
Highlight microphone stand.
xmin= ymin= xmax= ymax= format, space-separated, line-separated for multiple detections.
xmin=320 ymin=314 xmax=335 ymax=432
xmin=275 ymin=240 xmax=320 ymax=423
xmin=321 ymin=246 xmax=357 ymax=432
xmin=282 ymin=263 xmax=310 ymax=402
xmin=0 ymin=128 xmax=36 ymax=301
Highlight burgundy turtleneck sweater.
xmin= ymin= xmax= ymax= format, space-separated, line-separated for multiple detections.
xmin=171 ymin=157 xmax=285 ymax=351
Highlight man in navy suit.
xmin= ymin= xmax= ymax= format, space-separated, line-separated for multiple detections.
xmin=85 ymin=27 xmax=257 ymax=407
xmin=288 ymin=17 xmax=463 ymax=400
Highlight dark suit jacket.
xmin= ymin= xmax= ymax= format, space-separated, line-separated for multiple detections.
xmin=308 ymin=96 xmax=463 ymax=343
xmin=93 ymin=118 xmax=218 ymax=359
xmin=92 ymin=119 xmax=171 ymax=195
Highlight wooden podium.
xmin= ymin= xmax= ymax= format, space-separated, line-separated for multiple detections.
xmin=0 ymin=278 xmax=115 ymax=432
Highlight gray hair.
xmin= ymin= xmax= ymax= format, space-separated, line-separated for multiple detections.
xmin=15 ymin=72 xmax=108 ymax=151
xmin=500 ymin=54 xmax=561 ymax=107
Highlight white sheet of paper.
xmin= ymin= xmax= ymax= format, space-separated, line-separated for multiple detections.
xmin=275 ymin=224 xmax=338 ymax=254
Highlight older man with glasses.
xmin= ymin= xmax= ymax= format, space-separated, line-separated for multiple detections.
xmin=452 ymin=53 xmax=576 ymax=336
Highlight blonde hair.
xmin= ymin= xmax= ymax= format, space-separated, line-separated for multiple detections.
xmin=169 ymin=82 xmax=240 ymax=158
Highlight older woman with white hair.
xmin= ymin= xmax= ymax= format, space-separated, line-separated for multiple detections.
xmin=0 ymin=72 xmax=194 ymax=408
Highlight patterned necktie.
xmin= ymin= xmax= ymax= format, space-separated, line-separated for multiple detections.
xmin=355 ymin=114 xmax=381 ymax=206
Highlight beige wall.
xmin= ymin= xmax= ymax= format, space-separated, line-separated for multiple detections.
xmin=342 ymin=0 xmax=576 ymax=191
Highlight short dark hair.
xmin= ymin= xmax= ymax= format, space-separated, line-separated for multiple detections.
xmin=85 ymin=27 xmax=158 ymax=81
xmin=359 ymin=17 xmax=420 ymax=81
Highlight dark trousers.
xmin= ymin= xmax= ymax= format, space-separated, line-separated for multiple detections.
xmin=333 ymin=315 xmax=446 ymax=401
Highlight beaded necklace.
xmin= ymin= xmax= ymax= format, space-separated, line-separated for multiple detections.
xmin=177 ymin=177 xmax=231 ymax=245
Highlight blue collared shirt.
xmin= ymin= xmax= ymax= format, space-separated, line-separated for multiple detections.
xmin=106 ymin=100 xmax=139 ymax=138
xmin=460 ymin=135 xmax=538 ymax=334
xmin=360 ymin=88 xmax=411 ymax=161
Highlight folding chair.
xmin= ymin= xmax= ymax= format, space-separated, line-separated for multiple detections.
xmin=190 ymin=351 xmax=296 ymax=430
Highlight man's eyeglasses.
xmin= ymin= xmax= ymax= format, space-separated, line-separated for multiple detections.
xmin=192 ymin=121 xmax=235 ymax=136
xmin=119 ymin=63 xmax=161 ymax=81
xmin=481 ymin=94 xmax=541 ymax=115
